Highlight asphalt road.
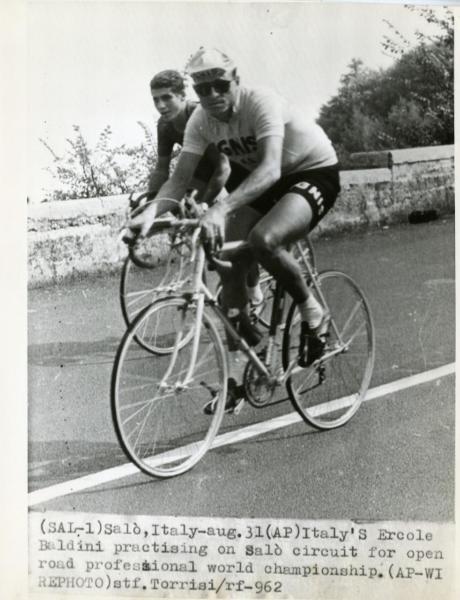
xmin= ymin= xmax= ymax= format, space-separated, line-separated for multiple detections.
xmin=28 ymin=216 xmax=455 ymax=521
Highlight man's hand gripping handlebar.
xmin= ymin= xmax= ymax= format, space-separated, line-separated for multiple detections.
xmin=119 ymin=192 xmax=157 ymax=247
xmin=120 ymin=195 xmax=187 ymax=247
xmin=119 ymin=193 xmax=244 ymax=271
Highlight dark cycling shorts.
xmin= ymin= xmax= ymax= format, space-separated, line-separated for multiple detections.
xmin=226 ymin=162 xmax=340 ymax=230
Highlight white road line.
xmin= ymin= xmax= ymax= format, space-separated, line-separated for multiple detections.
xmin=28 ymin=362 xmax=455 ymax=507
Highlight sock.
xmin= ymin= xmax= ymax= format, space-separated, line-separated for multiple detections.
xmin=228 ymin=350 xmax=244 ymax=380
xmin=298 ymin=293 xmax=323 ymax=328
xmin=247 ymin=284 xmax=264 ymax=305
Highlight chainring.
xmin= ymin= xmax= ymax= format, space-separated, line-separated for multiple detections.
xmin=243 ymin=354 xmax=277 ymax=408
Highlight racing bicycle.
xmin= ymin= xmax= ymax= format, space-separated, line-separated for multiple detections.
xmin=111 ymin=206 xmax=375 ymax=478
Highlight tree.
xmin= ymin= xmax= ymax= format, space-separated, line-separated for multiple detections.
xmin=317 ymin=7 xmax=453 ymax=161
xmin=40 ymin=123 xmax=157 ymax=201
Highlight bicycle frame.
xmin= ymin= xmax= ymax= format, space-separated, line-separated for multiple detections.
xmin=150 ymin=218 xmax=349 ymax=393
xmin=113 ymin=200 xmax=375 ymax=479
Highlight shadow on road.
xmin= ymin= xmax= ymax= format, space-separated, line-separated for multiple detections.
xmin=28 ymin=440 xmax=126 ymax=488
xmin=28 ymin=337 xmax=121 ymax=366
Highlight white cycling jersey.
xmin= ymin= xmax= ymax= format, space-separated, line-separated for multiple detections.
xmin=182 ymin=85 xmax=337 ymax=174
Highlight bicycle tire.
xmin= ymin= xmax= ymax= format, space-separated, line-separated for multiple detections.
xmin=119 ymin=255 xmax=154 ymax=325
xmin=283 ymin=270 xmax=375 ymax=429
xmin=111 ymin=296 xmax=228 ymax=478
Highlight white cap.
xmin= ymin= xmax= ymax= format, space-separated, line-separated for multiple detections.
xmin=185 ymin=47 xmax=235 ymax=82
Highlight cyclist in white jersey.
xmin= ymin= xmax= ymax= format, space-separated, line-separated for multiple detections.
xmin=128 ymin=48 xmax=341 ymax=411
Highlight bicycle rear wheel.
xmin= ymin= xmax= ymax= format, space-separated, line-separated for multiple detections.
xmin=111 ymin=297 xmax=228 ymax=478
xmin=283 ymin=271 xmax=375 ymax=429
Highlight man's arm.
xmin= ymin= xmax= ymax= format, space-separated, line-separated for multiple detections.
xmin=217 ymin=135 xmax=282 ymax=214
xmin=200 ymin=135 xmax=283 ymax=250
xmin=199 ymin=148 xmax=231 ymax=206
xmin=147 ymin=155 xmax=171 ymax=195
xmin=128 ymin=151 xmax=201 ymax=237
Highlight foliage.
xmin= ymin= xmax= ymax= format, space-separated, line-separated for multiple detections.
xmin=40 ymin=123 xmax=157 ymax=201
xmin=317 ymin=7 xmax=454 ymax=163
xmin=41 ymin=8 xmax=453 ymax=200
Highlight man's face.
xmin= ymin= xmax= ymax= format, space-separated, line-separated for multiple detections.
xmin=192 ymin=74 xmax=238 ymax=120
xmin=151 ymin=87 xmax=185 ymax=121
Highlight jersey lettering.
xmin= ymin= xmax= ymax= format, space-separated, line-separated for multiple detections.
xmin=217 ymin=135 xmax=257 ymax=158
xmin=309 ymin=186 xmax=322 ymax=201
xmin=229 ymin=138 xmax=246 ymax=155
xmin=292 ymin=183 xmax=326 ymax=216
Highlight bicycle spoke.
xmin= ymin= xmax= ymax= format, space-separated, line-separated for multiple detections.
xmin=126 ymin=288 xmax=157 ymax=302
xmin=119 ymin=389 xmax=176 ymax=419
xmin=342 ymin=319 xmax=367 ymax=346
xmin=335 ymin=299 xmax=364 ymax=341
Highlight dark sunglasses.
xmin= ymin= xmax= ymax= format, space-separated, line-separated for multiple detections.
xmin=193 ymin=79 xmax=232 ymax=97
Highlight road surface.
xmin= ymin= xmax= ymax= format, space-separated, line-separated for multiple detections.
xmin=28 ymin=216 xmax=455 ymax=521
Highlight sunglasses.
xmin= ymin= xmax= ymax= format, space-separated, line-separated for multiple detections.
xmin=193 ymin=79 xmax=232 ymax=97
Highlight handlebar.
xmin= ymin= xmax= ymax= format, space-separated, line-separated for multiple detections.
xmin=120 ymin=195 xmax=249 ymax=270
xmin=128 ymin=191 xmax=156 ymax=214
xmin=120 ymin=216 xmax=200 ymax=246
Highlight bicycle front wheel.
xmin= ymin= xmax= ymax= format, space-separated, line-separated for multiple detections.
xmin=283 ymin=271 xmax=375 ymax=429
xmin=111 ymin=297 xmax=228 ymax=478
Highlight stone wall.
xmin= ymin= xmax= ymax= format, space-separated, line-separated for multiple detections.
xmin=28 ymin=145 xmax=454 ymax=287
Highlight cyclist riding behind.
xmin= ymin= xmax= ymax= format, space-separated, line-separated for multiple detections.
xmin=132 ymin=68 xmax=264 ymax=308
xmin=146 ymin=69 xmax=228 ymax=206
xmin=128 ymin=48 xmax=340 ymax=411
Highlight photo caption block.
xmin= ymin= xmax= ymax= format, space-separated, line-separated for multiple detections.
xmin=29 ymin=511 xmax=455 ymax=599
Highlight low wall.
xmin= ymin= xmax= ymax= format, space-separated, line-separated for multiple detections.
xmin=28 ymin=145 xmax=455 ymax=287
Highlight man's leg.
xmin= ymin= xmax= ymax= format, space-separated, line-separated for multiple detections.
xmin=246 ymin=262 xmax=264 ymax=310
xmin=204 ymin=205 xmax=261 ymax=415
xmin=218 ymin=205 xmax=261 ymax=312
xmin=248 ymin=193 xmax=312 ymax=300
xmin=248 ymin=193 xmax=326 ymax=366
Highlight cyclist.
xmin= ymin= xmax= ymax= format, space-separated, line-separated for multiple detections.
xmin=128 ymin=48 xmax=340 ymax=411
xmin=134 ymin=69 xmax=264 ymax=308
xmin=146 ymin=69 xmax=229 ymax=206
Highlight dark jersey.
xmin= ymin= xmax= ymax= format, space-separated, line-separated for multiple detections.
xmin=157 ymin=101 xmax=214 ymax=182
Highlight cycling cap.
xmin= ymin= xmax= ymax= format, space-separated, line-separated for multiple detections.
xmin=185 ymin=47 xmax=235 ymax=82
